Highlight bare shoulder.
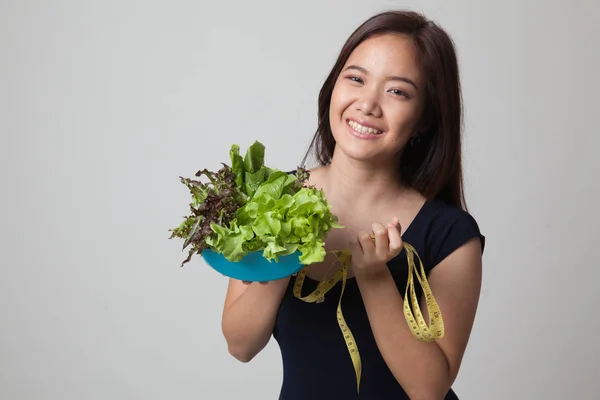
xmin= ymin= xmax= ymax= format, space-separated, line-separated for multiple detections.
xmin=305 ymin=165 xmax=328 ymax=188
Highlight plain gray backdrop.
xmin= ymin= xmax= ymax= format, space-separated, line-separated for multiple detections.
xmin=1 ymin=0 xmax=599 ymax=399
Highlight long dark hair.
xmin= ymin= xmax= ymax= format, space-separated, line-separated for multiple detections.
xmin=301 ymin=10 xmax=467 ymax=210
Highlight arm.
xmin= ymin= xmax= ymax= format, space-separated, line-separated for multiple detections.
xmin=221 ymin=277 xmax=290 ymax=362
xmin=353 ymin=222 xmax=482 ymax=400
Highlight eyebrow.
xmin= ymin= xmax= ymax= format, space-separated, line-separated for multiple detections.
xmin=344 ymin=65 xmax=418 ymax=90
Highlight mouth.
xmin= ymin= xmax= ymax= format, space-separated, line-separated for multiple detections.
xmin=346 ymin=119 xmax=384 ymax=136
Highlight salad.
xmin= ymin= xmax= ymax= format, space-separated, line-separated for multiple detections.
xmin=169 ymin=141 xmax=342 ymax=267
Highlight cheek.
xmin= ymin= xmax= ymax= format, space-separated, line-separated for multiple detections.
xmin=386 ymin=105 xmax=420 ymax=133
xmin=329 ymin=89 xmax=342 ymax=121
xmin=329 ymin=83 xmax=352 ymax=119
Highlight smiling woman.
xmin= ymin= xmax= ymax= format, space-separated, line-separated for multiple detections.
xmin=221 ymin=10 xmax=485 ymax=400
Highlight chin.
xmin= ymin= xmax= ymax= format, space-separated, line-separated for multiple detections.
xmin=331 ymin=136 xmax=386 ymax=164
xmin=331 ymin=123 xmax=386 ymax=162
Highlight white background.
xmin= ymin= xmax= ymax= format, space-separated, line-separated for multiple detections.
xmin=1 ymin=0 xmax=599 ymax=399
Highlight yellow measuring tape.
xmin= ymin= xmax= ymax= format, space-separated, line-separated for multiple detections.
xmin=403 ymin=242 xmax=445 ymax=342
xmin=293 ymin=250 xmax=361 ymax=390
xmin=292 ymin=241 xmax=444 ymax=392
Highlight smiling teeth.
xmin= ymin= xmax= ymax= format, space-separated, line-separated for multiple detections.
xmin=348 ymin=120 xmax=383 ymax=135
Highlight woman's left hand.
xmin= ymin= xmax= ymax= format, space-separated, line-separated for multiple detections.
xmin=350 ymin=216 xmax=404 ymax=279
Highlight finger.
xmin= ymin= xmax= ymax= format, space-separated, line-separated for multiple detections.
xmin=387 ymin=221 xmax=403 ymax=256
xmin=357 ymin=230 xmax=374 ymax=255
xmin=393 ymin=216 xmax=402 ymax=233
xmin=372 ymin=222 xmax=389 ymax=257
xmin=242 ymin=281 xmax=252 ymax=285
xmin=350 ymin=236 xmax=363 ymax=254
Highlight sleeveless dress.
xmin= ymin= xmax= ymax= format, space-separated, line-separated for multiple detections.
xmin=272 ymin=197 xmax=485 ymax=400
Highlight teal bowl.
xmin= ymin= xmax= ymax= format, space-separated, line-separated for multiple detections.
xmin=201 ymin=249 xmax=304 ymax=282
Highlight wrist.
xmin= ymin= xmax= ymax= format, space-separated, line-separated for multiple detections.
xmin=354 ymin=263 xmax=390 ymax=283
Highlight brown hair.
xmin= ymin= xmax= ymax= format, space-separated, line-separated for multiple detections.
xmin=301 ymin=10 xmax=467 ymax=210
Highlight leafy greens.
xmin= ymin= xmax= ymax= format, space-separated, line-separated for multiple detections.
xmin=169 ymin=141 xmax=341 ymax=267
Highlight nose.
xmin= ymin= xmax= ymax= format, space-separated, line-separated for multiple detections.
xmin=355 ymin=91 xmax=382 ymax=118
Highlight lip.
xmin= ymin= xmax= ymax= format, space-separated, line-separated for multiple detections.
xmin=346 ymin=118 xmax=386 ymax=140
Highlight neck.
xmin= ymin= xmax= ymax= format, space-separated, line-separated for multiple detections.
xmin=320 ymin=150 xmax=405 ymax=207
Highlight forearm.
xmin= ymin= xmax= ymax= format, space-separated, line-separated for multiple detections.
xmin=222 ymin=278 xmax=289 ymax=362
xmin=356 ymin=269 xmax=451 ymax=399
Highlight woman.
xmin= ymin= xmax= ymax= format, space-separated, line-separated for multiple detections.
xmin=221 ymin=10 xmax=485 ymax=400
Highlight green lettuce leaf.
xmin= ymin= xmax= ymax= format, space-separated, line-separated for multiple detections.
xmin=205 ymin=220 xmax=255 ymax=262
xmin=229 ymin=144 xmax=245 ymax=189
xmin=229 ymin=141 xmax=272 ymax=198
xmin=243 ymin=141 xmax=265 ymax=174
xmin=244 ymin=167 xmax=268 ymax=198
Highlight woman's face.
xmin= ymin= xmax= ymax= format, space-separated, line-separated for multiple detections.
xmin=329 ymin=33 xmax=426 ymax=164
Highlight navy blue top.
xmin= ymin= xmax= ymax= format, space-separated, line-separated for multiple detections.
xmin=273 ymin=198 xmax=485 ymax=400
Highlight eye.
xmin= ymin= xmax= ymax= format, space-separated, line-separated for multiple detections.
xmin=346 ymin=75 xmax=364 ymax=84
xmin=388 ymin=88 xmax=409 ymax=98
